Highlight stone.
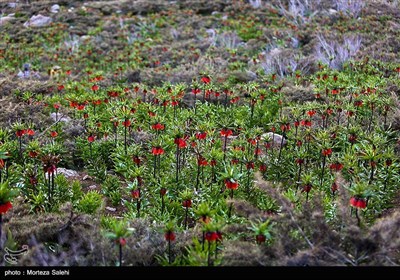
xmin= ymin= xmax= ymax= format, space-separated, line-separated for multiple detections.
xmin=0 ymin=14 xmax=15 ymax=26
xmin=56 ymin=168 xmax=79 ymax=178
xmin=261 ymin=132 xmax=287 ymax=147
xmin=88 ymin=185 xmax=97 ymax=190
xmin=106 ymin=207 xmax=116 ymax=212
xmin=50 ymin=4 xmax=60 ymax=13
xmin=24 ymin=14 xmax=52 ymax=28
xmin=50 ymin=112 xmax=71 ymax=123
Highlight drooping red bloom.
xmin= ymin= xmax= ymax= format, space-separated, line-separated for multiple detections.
xmin=152 ymin=123 xmax=165 ymax=131
xmin=205 ymin=231 xmax=218 ymax=242
xmin=50 ymin=131 xmax=58 ymax=138
xmin=160 ymin=188 xmax=167 ymax=196
xmin=29 ymin=151 xmax=38 ymax=158
xmin=354 ymin=100 xmax=363 ymax=107
xmin=300 ymin=120 xmax=312 ymax=127
xmin=53 ymin=103 xmax=61 ymax=109
xmin=329 ymin=162 xmax=343 ymax=171
xmin=348 ymin=134 xmax=357 ymax=144
xmin=210 ymin=159 xmax=217 ymax=166
xmin=92 ymin=99 xmax=102 ymax=106
xmin=192 ymin=88 xmax=201 ymax=95
xmin=195 ymin=131 xmax=207 ymax=140
xmin=295 ymin=158 xmax=304 ymax=165
xmin=151 ymin=147 xmax=164 ymax=156
xmin=246 ymin=161 xmax=255 ymax=170
xmin=131 ymin=189 xmax=140 ymax=199
xmin=174 ymin=137 xmax=187 ymax=149
xmin=118 ymin=237 xmax=127 ymax=246
xmin=225 ymin=179 xmax=239 ymax=190
xmin=201 ymin=76 xmax=211 ymax=84
xmin=164 ymin=231 xmax=176 ymax=241
xmin=331 ymin=89 xmax=339 ymax=95
xmin=16 ymin=129 xmax=26 ymax=137
xmin=0 ymin=201 xmax=12 ymax=214
xmin=385 ymin=159 xmax=393 ymax=167
xmin=259 ymin=163 xmax=267 ymax=172
xmin=26 ymin=129 xmax=35 ymax=136
xmin=350 ymin=197 xmax=367 ymax=209
xmin=296 ymin=140 xmax=303 ymax=147
xmin=122 ymin=119 xmax=131 ymax=127
xmin=307 ymin=110 xmax=316 ymax=117
xmin=220 ymin=128 xmax=233 ymax=137
xmin=322 ymin=148 xmax=332 ymax=157
xmin=91 ymin=84 xmax=99 ymax=91
xmin=57 ymin=84 xmax=65 ymax=91
xmin=231 ymin=158 xmax=239 ymax=165
xmin=256 ymin=234 xmax=266 ymax=244
xmin=132 ymin=156 xmax=141 ymax=165
xmin=198 ymin=157 xmax=208 ymax=166
xmin=76 ymin=104 xmax=85 ymax=111
xmin=88 ymin=135 xmax=95 ymax=143
xmin=280 ymin=123 xmax=290 ymax=132
xmin=294 ymin=121 xmax=300 ymax=127
xmin=331 ymin=182 xmax=339 ymax=193
xmin=302 ymin=184 xmax=312 ymax=193
xmin=182 ymin=199 xmax=192 ymax=208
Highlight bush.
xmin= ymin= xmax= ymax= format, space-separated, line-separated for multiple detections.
xmin=77 ymin=191 xmax=103 ymax=214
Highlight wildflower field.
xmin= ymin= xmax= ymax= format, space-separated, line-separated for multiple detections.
xmin=0 ymin=0 xmax=400 ymax=266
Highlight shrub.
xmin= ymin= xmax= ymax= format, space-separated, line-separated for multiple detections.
xmin=77 ymin=191 xmax=103 ymax=214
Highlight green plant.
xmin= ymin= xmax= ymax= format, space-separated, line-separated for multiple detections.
xmin=77 ymin=191 xmax=103 ymax=214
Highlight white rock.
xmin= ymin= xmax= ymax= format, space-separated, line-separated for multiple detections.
xmin=8 ymin=3 xmax=17 ymax=8
xmin=106 ymin=207 xmax=116 ymax=212
xmin=50 ymin=112 xmax=71 ymax=123
xmin=0 ymin=14 xmax=15 ymax=26
xmin=261 ymin=132 xmax=287 ymax=147
xmin=50 ymin=4 xmax=60 ymax=13
xmin=88 ymin=185 xmax=97 ymax=190
xmin=24 ymin=14 xmax=52 ymax=28
xmin=329 ymin=9 xmax=338 ymax=15
xmin=56 ymin=168 xmax=79 ymax=178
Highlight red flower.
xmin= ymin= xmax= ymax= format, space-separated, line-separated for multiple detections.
xmin=57 ymin=84 xmax=65 ymax=91
xmin=26 ymin=129 xmax=35 ymax=136
xmin=88 ymin=135 xmax=95 ymax=143
xmin=348 ymin=134 xmax=357 ymax=144
xmin=385 ymin=159 xmax=393 ymax=167
xmin=198 ymin=157 xmax=208 ymax=166
xmin=165 ymin=231 xmax=176 ymax=241
xmin=256 ymin=234 xmax=266 ymax=244
xmin=307 ymin=110 xmax=316 ymax=117
xmin=220 ymin=128 xmax=233 ymax=137
xmin=280 ymin=123 xmax=290 ymax=132
xmin=231 ymin=158 xmax=239 ymax=165
xmin=29 ymin=151 xmax=38 ymax=158
xmin=302 ymin=184 xmax=312 ymax=193
xmin=246 ymin=161 xmax=255 ymax=170
xmin=225 ymin=179 xmax=239 ymax=190
xmin=300 ymin=120 xmax=312 ymax=127
xmin=83 ymin=113 xmax=89 ymax=119
xmin=93 ymin=99 xmax=102 ymax=106
xmin=331 ymin=182 xmax=339 ymax=193
xmin=331 ymin=89 xmax=339 ymax=95
xmin=350 ymin=197 xmax=367 ymax=209
xmin=174 ymin=138 xmax=187 ymax=149
xmin=192 ymin=88 xmax=201 ymax=95
xmin=259 ymin=163 xmax=267 ymax=172
xmin=354 ymin=100 xmax=363 ymax=107
xmin=122 ymin=120 xmax=131 ymax=127
xmin=131 ymin=189 xmax=140 ymax=199
xmin=160 ymin=188 xmax=167 ymax=196
xmin=152 ymin=123 xmax=165 ymax=131
xmin=53 ymin=103 xmax=61 ymax=110
xmin=132 ymin=156 xmax=141 ymax=165
xmin=91 ymin=84 xmax=99 ymax=91
xmin=294 ymin=121 xmax=300 ymax=127
xmin=151 ymin=147 xmax=164 ymax=156
xmin=210 ymin=159 xmax=217 ymax=166
xmin=296 ymin=140 xmax=303 ymax=147
xmin=66 ymin=70 xmax=71 ymax=75
xmin=322 ymin=148 xmax=332 ymax=157
xmin=50 ymin=131 xmax=58 ymax=138
xmin=205 ymin=231 xmax=217 ymax=242
xmin=76 ymin=104 xmax=85 ymax=111
xmin=16 ymin=129 xmax=26 ymax=137
xmin=201 ymin=76 xmax=211 ymax=84
xmin=118 ymin=238 xmax=127 ymax=246
xmin=195 ymin=131 xmax=207 ymax=140
xmin=295 ymin=158 xmax=304 ymax=165
xmin=329 ymin=162 xmax=343 ymax=171
xmin=0 ymin=201 xmax=12 ymax=214
xmin=182 ymin=199 xmax=192 ymax=208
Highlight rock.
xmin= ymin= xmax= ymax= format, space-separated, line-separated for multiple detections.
xmin=329 ymin=9 xmax=338 ymax=15
xmin=56 ymin=168 xmax=79 ymax=178
xmin=24 ymin=14 xmax=53 ymax=28
xmin=50 ymin=4 xmax=60 ymax=13
xmin=8 ymin=3 xmax=17 ymax=8
xmin=82 ymin=175 xmax=91 ymax=180
xmin=88 ymin=185 xmax=97 ymax=190
xmin=0 ymin=14 xmax=15 ymax=26
xmin=261 ymin=132 xmax=287 ymax=147
xmin=106 ymin=207 xmax=116 ymax=212
xmin=50 ymin=112 xmax=71 ymax=123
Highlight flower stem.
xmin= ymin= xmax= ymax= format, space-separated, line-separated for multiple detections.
xmin=119 ymin=243 xmax=122 ymax=266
